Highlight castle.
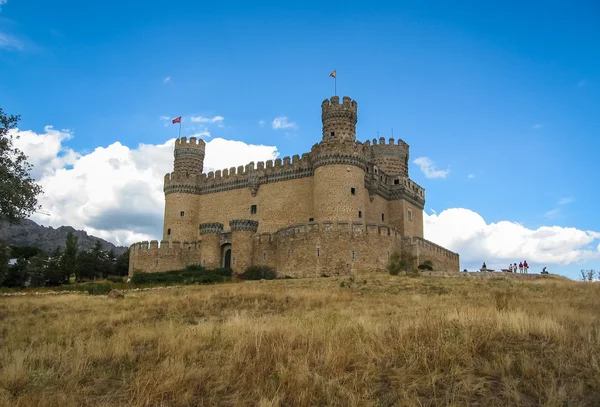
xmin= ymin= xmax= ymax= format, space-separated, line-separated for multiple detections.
xmin=129 ymin=95 xmax=459 ymax=277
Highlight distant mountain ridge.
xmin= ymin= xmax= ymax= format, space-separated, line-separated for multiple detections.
xmin=0 ymin=219 xmax=128 ymax=256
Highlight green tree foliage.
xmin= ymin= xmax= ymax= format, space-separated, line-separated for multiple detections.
xmin=60 ymin=232 xmax=78 ymax=282
xmin=0 ymin=241 xmax=9 ymax=285
xmin=9 ymin=245 xmax=43 ymax=259
xmin=115 ymin=249 xmax=130 ymax=276
xmin=44 ymin=247 xmax=64 ymax=286
xmin=241 ymin=265 xmax=277 ymax=280
xmin=418 ymin=260 xmax=434 ymax=271
xmin=26 ymin=253 xmax=47 ymax=287
xmin=0 ymin=108 xmax=43 ymax=224
xmin=3 ymin=257 xmax=29 ymax=287
xmin=387 ymin=251 xmax=403 ymax=276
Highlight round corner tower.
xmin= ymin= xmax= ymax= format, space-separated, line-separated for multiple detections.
xmin=313 ymin=96 xmax=367 ymax=222
xmin=321 ymin=95 xmax=358 ymax=142
xmin=163 ymin=136 xmax=206 ymax=243
xmin=173 ymin=136 xmax=206 ymax=174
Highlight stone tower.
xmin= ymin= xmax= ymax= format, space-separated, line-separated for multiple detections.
xmin=162 ymin=137 xmax=205 ymax=243
xmin=370 ymin=137 xmax=410 ymax=178
xmin=321 ymin=96 xmax=358 ymax=141
xmin=312 ymin=96 xmax=368 ymax=222
xmin=173 ymin=136 xmax=205 ymax=174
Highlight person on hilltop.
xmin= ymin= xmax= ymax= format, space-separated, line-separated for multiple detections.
xmin=519 ymin=262 xmax=523 ymax=273
xmin=508 ymin=263 xmax=513 ymax=273
xmin=481 ymin=262 xmax=487 ymax=271
xmin=523 ymin=260 xmax=529 ymax=274
xmin=514 ymin=263 xmax=518 ymax=274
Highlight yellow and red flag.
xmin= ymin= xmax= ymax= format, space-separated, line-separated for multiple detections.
xmin=329 ymin=70 xmax=336 ymax=78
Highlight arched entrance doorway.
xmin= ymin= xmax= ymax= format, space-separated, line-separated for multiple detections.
xmin=221 ymin=244 xmax=232 ymax=269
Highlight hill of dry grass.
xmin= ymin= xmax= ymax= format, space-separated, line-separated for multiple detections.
xmin=1 ymin=274 xmax=599 ymax=406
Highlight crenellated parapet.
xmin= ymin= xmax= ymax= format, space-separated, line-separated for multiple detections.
xmin=310 ymin=138 xmax=369 ymax=171
xmin=164 ymin=152 xmax=314 ymax=196
xmin=363 ymin=164 xmax=425 ymax=208
xmin=128 ymin=239 xmax=203 ymax=275
xmin=200 ymin=222 xmax=224 ymax=235
xmin=230 ymin=219 xmax=259 ymax=232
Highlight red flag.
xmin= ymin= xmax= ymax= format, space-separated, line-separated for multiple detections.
xmin=172 ymin=116 xmax=181 ymax=124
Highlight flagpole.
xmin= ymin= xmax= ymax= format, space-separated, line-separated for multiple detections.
xmin=179 ymin=121 xmax=181 ymax=138
xmin=334 ymin=69 xmax=337 ymax=96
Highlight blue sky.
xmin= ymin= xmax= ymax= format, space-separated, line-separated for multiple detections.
xmin=1 ymin=0 xmax=599 ymax=279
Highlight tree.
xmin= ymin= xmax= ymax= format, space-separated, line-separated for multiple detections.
xmin=115 ymin=249 xmax=130 ymax=276
xmin=0 ymin=240 xmax=9 ymax=285
xmin=3 ymin=257 xmax=28 ymax=287
xmin=44 ymin=247 xmax=64 ymax=286
xmin=27 ymin=253 xmax=47 ymax=287
xmin=61 ymin=232 xmax=78 ymax=282
xmin=0 ymin=109 xmax=43 ymax=224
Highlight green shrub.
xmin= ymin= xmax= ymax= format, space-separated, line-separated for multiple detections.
xmin=107 ymin=276 xmax=125 ymax=283
xmin=241 ymin=265 xmax=277 ymax=280
xmin=131 ymin=265 xmax=231 ymax=286
xmin=84 ymin=283 xmax=112 ymax=295
xmin=387 ymin=252 xmax=403 ymax=276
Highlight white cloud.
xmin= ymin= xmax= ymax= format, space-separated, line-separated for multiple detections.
xmin=558 ymin=197 xmax=575 ymax=205
xmin=10 ymin=126 xmax=79 ymax=179
xmin=272 ymin=116 xmax=297 ymax=130
xmin=14 ymin=127 xmax=279 ymax=247
xmin=424 ymin=208 xmax=600 ymax=270
xmin=163 ymin=76 xmax=171 ymax=84
xmin=190 ymin=115 xmax=224 ymax=124
xmin=532 ymin=123 xmax=543 ymax=129
xmin=413 ymin=157 xmax=449 ymax=179
xmin=544 ymin=208 xmax=560 ymax=218
xmin=0 ymin=32 xmax=23 ymax=51
xmin=468 ymin=174 xmax=475 ymax=179
xmin=189 ymin=131 xmax=211 ymax=139
xmin=258 ymin=120 xmax=265 ymax=127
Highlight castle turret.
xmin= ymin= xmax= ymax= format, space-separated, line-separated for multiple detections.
xmin=173 ymin=136 xmax=205 ymax=174
xmin=321 ymin=96 xmax=358 ymax=142
xmin=199 ymin=222 xmax=223 ymax=268
xmin=163 ymin=137 xmax=205 ymax=243
xmin=230 ymin=220 xmax=258 ymax=275
xmin=369 ymin=137 xmax=410 ymax=178
xmin=312 ymin=96 xmax=368 ymax=222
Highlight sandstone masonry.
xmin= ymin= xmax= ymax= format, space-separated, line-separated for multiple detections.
xmin=129 ymin=95 xmax=459 ymax=277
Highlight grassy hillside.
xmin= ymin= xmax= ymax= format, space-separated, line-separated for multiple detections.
xmin=0 ymin=274 xmax=598 ymax=406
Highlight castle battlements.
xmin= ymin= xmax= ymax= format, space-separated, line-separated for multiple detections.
xmin=403 ymin=236 xmax=460 ymax=261
xmin=131 ymin=239 xmax=203 ymax=252
xmin=175 ymin=136 xmax=206 ymax=147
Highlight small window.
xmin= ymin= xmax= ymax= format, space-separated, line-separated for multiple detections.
xmin=351 ymin=250 xmax=356 ymax=260
xmin=309 ymin=217 xmax=314 ymax=222
xmin=394 ymin=178 xmax=399 ymax=185
xmin=167 ymin=228 xmax=171 ymax=235
xmin=180 ymin=211 xmax=185 ymax=216
xmin=358 ymin=211 xmax=362 ymax=218
xmin=351 ymin=188 xmax=356 ymax=195
xmin=251 ymin=205 xmax=257 ymax=214
xmin=156 ymin=259 xmax=158 ymax=265
xmin=317 ymin=248 xmax=320 ymax=257
xmin=408 ymin=210 xmax=413 ymax=221
xmin=330 ymin=131 xmax=335 ymax=137
xmin=263 ymin=252 xmax=267 ymax=260
xmin=381 ymin=213 xmax=385 ymax=221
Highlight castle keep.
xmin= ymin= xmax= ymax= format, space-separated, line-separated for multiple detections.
xmin=129 ymin=96 xmax=459 ymax=277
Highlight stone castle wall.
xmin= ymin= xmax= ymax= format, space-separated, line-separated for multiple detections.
xmin=128 ymin=222 xmax=460 ymax=277
xmin=129 ymin=240 xmax=202 ymax=275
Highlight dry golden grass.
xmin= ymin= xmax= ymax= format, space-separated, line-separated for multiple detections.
xmin=1 ymin=274 xmax=599 ymax=406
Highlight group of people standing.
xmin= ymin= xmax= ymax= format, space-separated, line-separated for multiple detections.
xmin=508 ymin=261 xmax=529 ymax=274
